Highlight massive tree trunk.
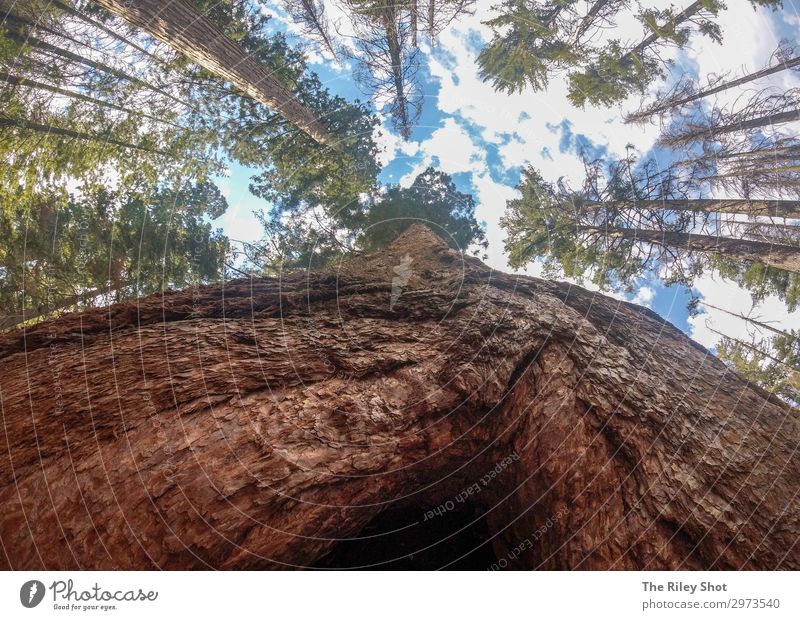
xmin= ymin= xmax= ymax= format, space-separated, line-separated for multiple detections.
xmin=90 ymin=0 xmax=332 ymax=145
xmin=0 ymin=225 xmax=797 ymax=570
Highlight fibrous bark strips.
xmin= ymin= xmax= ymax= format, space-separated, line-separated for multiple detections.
xmin=0 ymin=225 xmax=797 ymax=569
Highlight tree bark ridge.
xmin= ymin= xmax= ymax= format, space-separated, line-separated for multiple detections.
xmin=0 ymin=225 xmax=797 ymax=569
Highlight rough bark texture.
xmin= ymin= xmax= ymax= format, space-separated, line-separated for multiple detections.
xmin=0 ymin=225 xmax=798 ymax=570
xmin=91 ymin=0 xmax=332 ymax=145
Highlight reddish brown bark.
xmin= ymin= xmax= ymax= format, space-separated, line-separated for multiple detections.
xmin=0 ymin=226 xmax=797 ymax=569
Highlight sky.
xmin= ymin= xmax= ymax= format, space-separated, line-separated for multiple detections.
xmin=214 ymin=0 xmax=800 ymax=351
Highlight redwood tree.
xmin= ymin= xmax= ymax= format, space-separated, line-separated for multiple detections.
xmin=91 ymin=0 xmax=332 ymax=144
xmin=0 ymin=226 xmax=797 ymax=569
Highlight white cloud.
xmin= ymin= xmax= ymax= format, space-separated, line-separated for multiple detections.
xmin=688 ymin=273 xmax=800 ymax=350
xmin=373 ymin=116 xmax=403 ymax=167
xmin=420 ymin=117 xmax=486 ymax=174
xmin=398 ymin=154 xmax=433 ymax=188
xmin=632 ymin=286 xmax=655 ymax=308
xmin=471 ymin=172 xmax=518 ymax=269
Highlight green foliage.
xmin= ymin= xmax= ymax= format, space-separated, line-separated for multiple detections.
xmin=238 ymin=74 xmax=380 ymax=218
xmin=0 ymin=182 xmax=229 ymax=326
xmin=501 ymin=166 xmax=643 ymax=290
xmin=710 ymin=255 xmax=800 ymax=312
xmin=243 ymin=207 xmax=352 ymax=276
xmin=501 ymin=160 xmax=800 ymax=307
xmin=0 ymin=0 xmax=383 ymax=319
xmin=746 ymin=0 xmax=783 ymax=7
xmin=477 ymin=0 xmax=580 ymax=93
xmin=0 ymin=11 xmax=226 ymax=210
xmin=244 ymin=168 xmax=487 ymax=275
xmin=566 ymin=41 xmax=660 ymax=108
xmin=360 ymin=167 xmax=487 ymax=253
xmin=716 ymin=333 xmax=799 ymax=404
xmin=479 ymin=0 xmax=768 ymax=108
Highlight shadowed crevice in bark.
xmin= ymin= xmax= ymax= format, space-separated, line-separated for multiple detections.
xmin=0 ymin=224 xmax=797 ymax=570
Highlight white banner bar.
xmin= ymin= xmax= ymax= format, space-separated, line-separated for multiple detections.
xmin=1 ymin=571 xmax=797 ymax=619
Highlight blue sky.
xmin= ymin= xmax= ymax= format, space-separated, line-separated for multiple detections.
xmin=215 ymin=0 xmax=800 ymax=347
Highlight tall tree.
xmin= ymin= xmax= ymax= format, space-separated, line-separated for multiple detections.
xmin=0 ymin=182 xmax=229 ymax=330
xmin=348 ymin=0 xmax=423 ymax=139
xmin=359 ymin=167 xmax=487 ymax=252
xmin=477 ymin=0 xmax=781 ymax=105
xmin=501 ymin=160 xmax=800 ymax=295
xmin=241 ymin=167 xmax=486 ymax=274
xmin=0 ymin=0 xmax=227 ymax=206
xmin=626 ymin=42 xmax=800 ymax=124
xmin=710 ymin=254 xmax=800 ymax=312
xmin=90 ymin=0 xmax=333 ymax=144
xmin=0 ymin=226 xmax=797 ymax=569
xmin=582 ymin=225 xmax=800 ymax=273
xmin=658 ymin=89 xmax=800 ymax=151
xmin=710 ymin=314 xmax=800 ymax=404
xmin=588 ymin=198 xmax=800 ymax=219
xmin=424 ymin=0 xmax=476 ymax=44
xmin=279 ymin=0 xmax=340 ymax=60
xmin=2 ymin=0 xmax=381 ymax=263
xmin=478 ymin=0 xmax=626 ymax=94
xmin=567 ymin=0 xmax=729 ymax=107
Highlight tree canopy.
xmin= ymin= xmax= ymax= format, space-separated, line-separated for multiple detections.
xmin=478 ymin=0 xmax=784 ymax=107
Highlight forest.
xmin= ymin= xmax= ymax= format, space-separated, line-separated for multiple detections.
xmin=0 ymin=0 xmax=798 ymax=570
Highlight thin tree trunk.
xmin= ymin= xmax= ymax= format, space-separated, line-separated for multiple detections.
xmin=738 ymin=221 xmax=800 ymax=245
xmin=298 ymin=0 xmax=339 ymax=60
xmin=587 ymin=198 xmax=800 ymax=219
xmin=0 ymin=115 xmax=169 ymax=154
xmin=573 ymin=0 xmax=614 ymax=44
xmin=49 ymin=0 xmax=167 ymax=64
xmin=410 ymin=0 xmax=418 ymax=47
xmin=0 ymin=287 xmax=105 ymax=332
xmin=716 ymin=144 xmax=800 ymax=160
xmin=0 ymin=71 xmax=184 ymax=128
xmin=0 ymin=225 xmax=797 ymax=570
xmin=91 ymin=0 xmax=332 ymax=145
xmin=627 ymin=55 xmax=800 ymax=123
xmin=712 ymin=329 xmax=800 ymax=405
xmin=428 ymin=0 xmax=435 ymax=45
xmin=584 ymin=225 xmax=800 ymax=273
xmin=623 ymin=1 xmax=704 ymax=65
xmin=699 ymin=300 xmax=796 ymax=340
xmin=677 ymin=144 xmax=800 ymax=168
xmin=11 ymin=33 xmax=191 ymax=110
xmin=702 ymin=164 xmax=800 ymax=181
xmin=383 ymin=1 xmax=411 ymax=138
xmin=707 ymin=326 xmax=796 ymax=372
xmin=660 ymin=108 xmax=800 ymax=148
